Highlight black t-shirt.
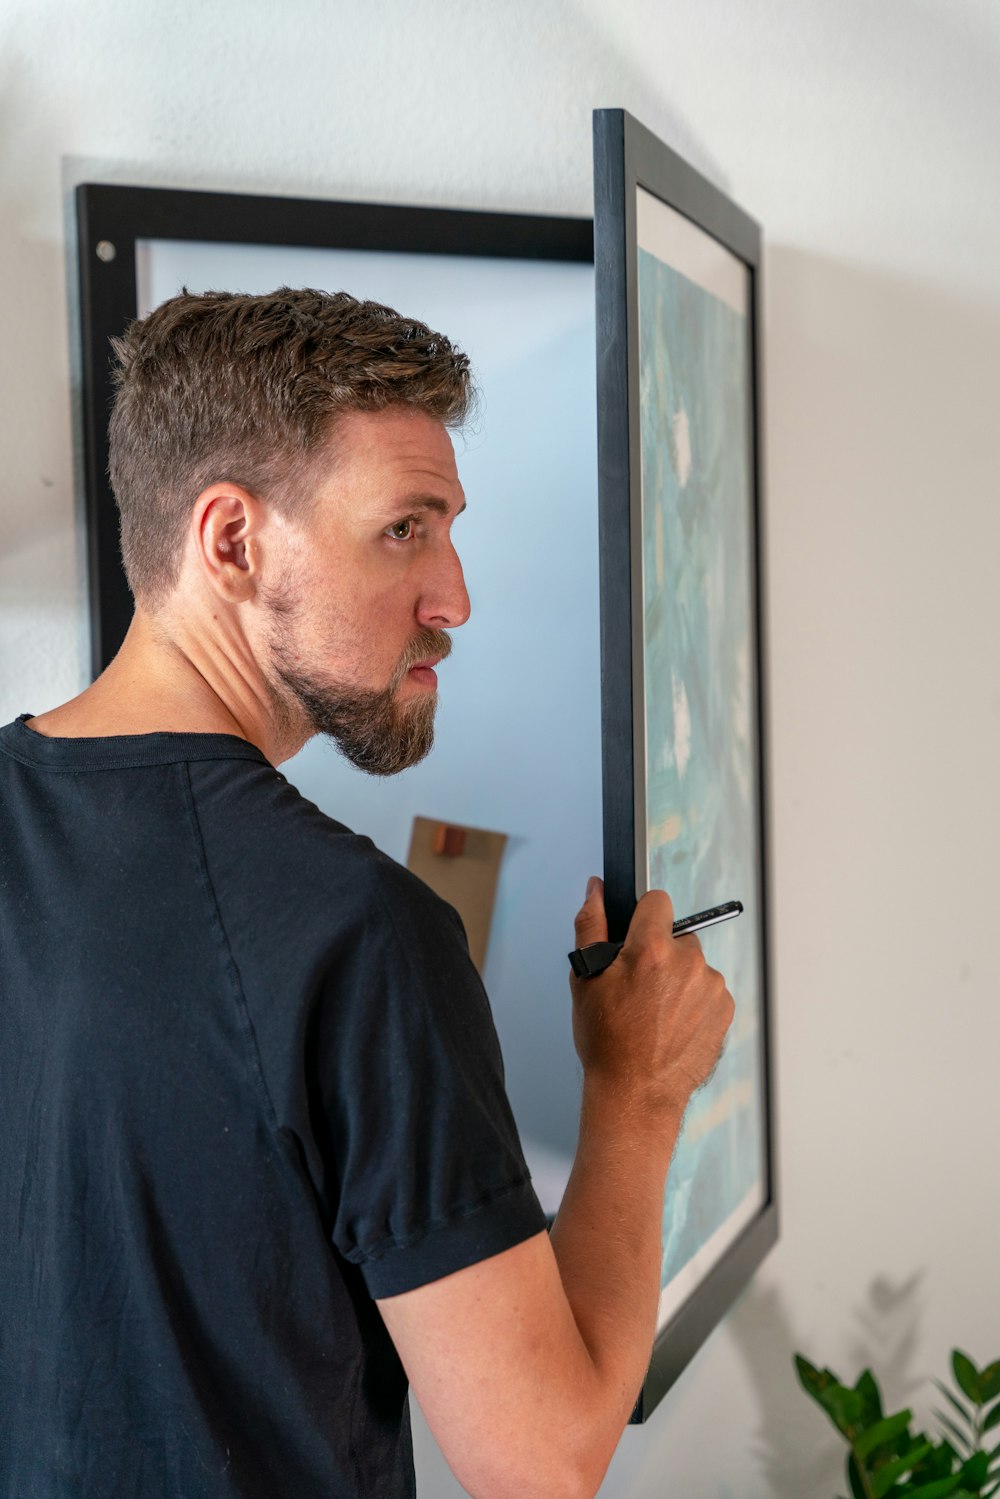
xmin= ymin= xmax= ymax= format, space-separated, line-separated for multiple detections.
xmin=0 ymin=714 xmax=547 ymax=1498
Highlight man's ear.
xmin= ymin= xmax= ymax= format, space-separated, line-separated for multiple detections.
xmin=191 ymin=483 xmax=265 ymax=602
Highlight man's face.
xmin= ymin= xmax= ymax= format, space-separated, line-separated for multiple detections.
xmin=261 ymin=406 xmax=471 ymax=775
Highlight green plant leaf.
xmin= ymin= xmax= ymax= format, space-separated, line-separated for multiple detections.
xmin=915 ymin=1444 xmax=961 ymax=1485
xmin=857 ymin=1369 xmax=885 ymax=1425
xmin=954 ymin=1352 xmax=983 ymax=1405
xmin=856 ymin=1411 xmax=914 ymax=1463
xmin=870 ymin=1442 xmax=933 ymax=1498
xmin=904 ymin=1477 xmax=963 ymax=1499
xmin=980 ymin=1364 xmax=1000 ymax=1404
xmin=814 ymin=1384 xmax=864 ymax=1441
xmin=795 ymin=1355 xmax=839 ymax=1404
xmin=795 ymin=1355 xmax=866 ymax=1441
xmin=848 ymin=1453 xmax=872 ymax=1499
xmin=984 ymin=1401 xmax=1000 ymax=1435
xmin=981 ymin=1483 xmax=999 ymax=1499
xmin=959 ymin=1452 xmax=990 ymax=1489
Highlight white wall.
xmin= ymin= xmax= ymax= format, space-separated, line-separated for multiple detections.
xmin=3 ymin=1 xmax=1000 ymax=1494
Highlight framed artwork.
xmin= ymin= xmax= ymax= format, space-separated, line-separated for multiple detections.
xmin=592 ymin=108 xmax=778 ymax=1418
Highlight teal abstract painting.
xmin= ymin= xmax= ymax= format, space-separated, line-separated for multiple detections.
xmin=636 ymin=188 xmax=767 ymax=1327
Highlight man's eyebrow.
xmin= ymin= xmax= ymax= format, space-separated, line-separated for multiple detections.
xmin=389 ymin=494 xmax=467 ymax=517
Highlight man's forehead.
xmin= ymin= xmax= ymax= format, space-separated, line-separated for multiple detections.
xmin=336 ymin=406 xmax=455 ymax=461
xmin=331 ymin=407 xmax=465 ymax=510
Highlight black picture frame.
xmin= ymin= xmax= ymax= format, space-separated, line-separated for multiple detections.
xmin=75 ymin=183 xmax=593 ymax=677
xmin=592 ymin=108 xmax=778 ymax=1419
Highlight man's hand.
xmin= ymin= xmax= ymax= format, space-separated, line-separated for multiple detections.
xmin=378 ymin=879 xmax=735 ymax=1499
xmin=570 ymin=876 xmax=735 ymax=1123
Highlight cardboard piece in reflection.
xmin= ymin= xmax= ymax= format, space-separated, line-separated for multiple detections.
xmin=406 ymin=816 xmax=508 ymax=975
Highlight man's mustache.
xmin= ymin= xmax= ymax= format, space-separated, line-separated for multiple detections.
xmin=392 ymin=630 xmax=453 ymax=686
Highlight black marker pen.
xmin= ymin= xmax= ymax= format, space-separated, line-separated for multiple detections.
xmin=568 ymin=899 xmax=743 ymax=979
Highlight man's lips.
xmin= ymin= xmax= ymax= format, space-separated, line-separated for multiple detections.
xmin=405 ymin=656 xmax=442 ymax=689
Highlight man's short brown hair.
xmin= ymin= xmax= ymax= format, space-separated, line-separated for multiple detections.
xmin=108 ymin=287 xmax=475 ymax=608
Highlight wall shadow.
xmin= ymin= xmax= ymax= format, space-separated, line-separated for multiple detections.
xmin=728 ymin=1270 xmax=924 ymax=1498
xmin=728 ymin=1279 xmax=843 ymax=1499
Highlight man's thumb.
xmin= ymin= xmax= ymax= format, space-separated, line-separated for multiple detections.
xmin=574 ymin=875 xmax=608 ymax=946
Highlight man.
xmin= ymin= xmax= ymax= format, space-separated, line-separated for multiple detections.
xmin=0 ymin=288 xmax=734 ymax=1498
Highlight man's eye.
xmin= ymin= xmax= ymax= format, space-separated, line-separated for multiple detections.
xmin=387 ymin=518 xmax=415 ymax=541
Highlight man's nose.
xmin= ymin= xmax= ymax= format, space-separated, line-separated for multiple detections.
xmin=416 ymin=543 xmax=471 ymax=630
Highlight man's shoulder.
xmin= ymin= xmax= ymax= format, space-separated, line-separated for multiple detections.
xmin=188 ymin=753 xmax=460 ymax=938
xmin=189 ymin=752 xmax=369 ymax=860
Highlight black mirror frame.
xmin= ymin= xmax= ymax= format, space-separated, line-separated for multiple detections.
xmin=75 ymin=183 xmax=593 ymax=677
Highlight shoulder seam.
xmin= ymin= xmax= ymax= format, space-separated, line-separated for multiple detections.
xmin=179 ymin=761 xmax=280 ymax=1132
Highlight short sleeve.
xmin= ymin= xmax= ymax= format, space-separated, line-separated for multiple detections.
xmin=313 ymin=856 xmax=548 ymax=1298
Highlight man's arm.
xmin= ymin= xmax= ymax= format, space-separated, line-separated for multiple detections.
xmin=377 ymin=878 xmax=734 ymax=1499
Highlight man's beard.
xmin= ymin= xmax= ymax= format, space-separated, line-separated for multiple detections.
xmin=266 ymin=598 xmax=452 ymax=777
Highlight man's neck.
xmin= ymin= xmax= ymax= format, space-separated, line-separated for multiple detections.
xmin=25 ymin=609 xmax=310 ymax=766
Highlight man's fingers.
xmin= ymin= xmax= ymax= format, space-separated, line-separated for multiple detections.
xmin=573 ymin=876 xmax=608 ymax=948
xmin=620 ymin=887 xmax=677 ymax=951
xmin=574 ymin=884 xmax=694 ymax=963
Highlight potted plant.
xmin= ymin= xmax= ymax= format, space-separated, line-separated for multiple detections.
xmin=794 ymin=1348 xmax=1000 ymax=1498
